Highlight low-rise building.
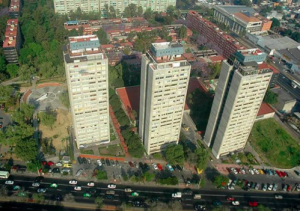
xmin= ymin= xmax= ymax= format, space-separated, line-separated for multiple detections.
xmin=276 ymin=47 xmax=300 ymax=73
xmin=9 ymin=0 xmax=21 ymax=18
xmin=266 ymin=11 xmax=284 ymax=20
xmin=3 ymin=19 xmax=21 ymax=64
xmin=234 ymin=48 xmax=267 ymax=64
xmin=256 ymin=103 xmax=275 ymax=121
xmin=271 ymin=87 xmax=297 ymax=113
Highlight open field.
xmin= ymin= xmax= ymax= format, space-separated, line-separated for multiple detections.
xmin=39 ymin=109 xmax=72 ymax=151
xmin=99 ymin=144 xmax=125 ymax=157
xmin=250 ymin=119 xmax=300 ymax=168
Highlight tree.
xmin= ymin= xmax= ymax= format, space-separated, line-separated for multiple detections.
xmin=0 ymin=186 xmax=8 ymax=197
xmin=137 ymin=6 xmax=143 ymax=16
xmin=0 ymin=16 xmax=8 ymax=43
xmin=38 ymin=62 xmax=56 ymax=79
xmin=33 ymin=193 xmax=45 ymax=203
xmin=195 ymin=145 xmax=209 ymax=170
xmin=260 ymin=6 xmax=272 ymax=16
xmin=20 ymin=103 xmax=34 ymax=120
xmin=96 ymin=169 xmax=108 ymax=180
xmin=95 ymin=197 xmax=103 ymax=208
xmin=0 ymin=56 xmax=6 ymax=73
xmin=166 ymin=5 xmax=176 ymax=17
xmin=168 ymin=200 xmax=182 ymax=211
xmin=178 ymin=26 xmax=187 ymax=39
xmin=263 ymin=89 xmax=278 ymax=104
xmin=185 ymin=48 xmax=192 ymax=53
xmin=213 ymin=175 xmax=229 ymax=188
xmin=59 ymin=91 xmax=70 ymax=108
xmin=6 ymin=64 xmax=19 ymax=78
xmin=291 ymin=32 xmax=300 ymax=42
xmin=144 ymin=172 xmax=155 ymax=182
xmin=123 ymin=4 xmax=138 ymax=18
xmin=64 ymin=193 xmax=75 ymax=202
xmin=257 ymin=205 xmax=271 ymax=211
xmin=164 ymin=144 xmax=184 ymax=165
xmin=144 ymin=8 xmax=153 ymax=20
xmin=0 ymin=85 xmax=13 ymax=102
xmin=157 ymin=176 xmax=179 ymax=185
xmin=40 ymin=111 xmax=56 ymax=129
xmin=15 ymin=138 xmax=38 ymax=161
xmin=208 ymin=62 xmax=221 ymax=79
xmin=234 ymin=0 xmax=252 ymax=6
xmin=93 ymin=29 xmax=109 ymax=45
xmin=19 ymin=65 xmax=36 ymax=82
xmin=271 ymin=18 xmax=280 ymax=30
xmin=123 ymin=47 xmax=131 ymax=55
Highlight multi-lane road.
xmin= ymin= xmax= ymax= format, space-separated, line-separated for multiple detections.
xmin=1 ymin=175 xmax=300 ymax=210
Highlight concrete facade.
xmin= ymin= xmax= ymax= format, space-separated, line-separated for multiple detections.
xmin=139 ymin=42 xmax=191 ymax=154
xmin=53 ymin=0 xmax=176 ymax=15
xmin=204 ymin=59 xmax=273 ymax=158
xmin=63 ymin=35 xmax=110 ymax=148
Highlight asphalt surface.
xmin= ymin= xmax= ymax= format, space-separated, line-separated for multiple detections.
xmin=1 ymin=175 xmax=299 ymax=210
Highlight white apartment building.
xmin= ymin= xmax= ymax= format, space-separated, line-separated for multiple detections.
xmin=204 ymin=59 xmax=272 ymax=158
xmin=63 ymin=35 xmax=110 ymax=148
xmin=53 ymin=0 xmax=176 ymax=15
xmin=139 ymin=42 xmax=191 ymax=154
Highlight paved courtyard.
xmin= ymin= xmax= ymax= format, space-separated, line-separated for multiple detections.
xmin=27 ymin=86 xmax=65 ymax=112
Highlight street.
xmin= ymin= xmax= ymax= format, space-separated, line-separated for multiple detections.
xmin=1 ymin=174 xmax=299 ymax=210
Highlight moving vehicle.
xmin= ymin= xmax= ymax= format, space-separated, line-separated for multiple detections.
xmin=227 ymin=197 xmax=234 ymax=201
xmin=249 ymin=202 xmax=258 ymax=207
xmin=5 ymin=180 xmax=14 ymax=185
xmin=232 ymin=201 xmax=240 ymax=206
xmin=106 ymin=190 xmax=115 ymax=195
xmin=212 ymin=201 xmax=222 ymax=206
xmin=13 ymin=185 xmax=21 ymax=190
xmin=69 ymin=180 xmax=77 ymax=185
xmin=83 ymin=193 xmax=91 ymax=198
xmin=275 ymin=195 xmax=283 ymax=199
xmin=183 ymin=189 xmax=193 ymax=195
xmin=108 ymin=184 xmax=116 ymax=189
xmin=87 ymin=182 xmax=95 ymax=187
xmin=131 ymin=192 xmax=139 ymax=196
xmin=37 ymin=188 xmax=47 ymax=193
xmin=172 ymin=192 xmax=182 ymax=198
xmin=194 ymin=204 xmax=206 ymax=210
xmin=32 ymin=182 xmax=40 ymax=187
xmin=74 ymin=186 xmax=82 ymax=191
xmin=50 ymin=183 xmax=58 ymax=188
xmin=193 ymin=194 xmax=201 ymax=199
xmin=124 ymin=188 xmax=132 ymax=193
xmin=89 ymin=188 xmax=97 ymax=194
xmin=0 ymin=171 xmax=10 ymax=179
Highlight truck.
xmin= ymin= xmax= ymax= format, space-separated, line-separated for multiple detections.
xmin=0 ymin=171 xmax=10 ymax=179
xmin=172 ymin=192 xmax=182 ymax=198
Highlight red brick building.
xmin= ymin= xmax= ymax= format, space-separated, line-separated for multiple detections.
xmin=186 ymin=11 xmax=246 ymax=59
xmin=3 ymin=19 xmax=21 ymax=64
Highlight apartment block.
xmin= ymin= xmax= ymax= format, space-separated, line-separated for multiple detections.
xmin=3 ymin=19 xmax=22 ymax=64
xmin=204 ymin=57 xmax=272 ymax=158
xmin=9 ymin=0 xmax=21 ymax=18
xmin=213 ymin=5 xmax=272 ymax=33
xmin=186 ymin=11 xmax=245 ymax=59
xmin=63 ymin=35 xmax=110 ymax=148
xmin=54 ymin=0 xmax=176 ymax=15
xmin=139 ymin=42 xmax=191 ymax=154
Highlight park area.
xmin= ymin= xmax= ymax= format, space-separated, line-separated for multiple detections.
xmin=98 ymin=144 xmax=125 ymax=157
xmin=250 ymin=119 xmax=300 ymax=169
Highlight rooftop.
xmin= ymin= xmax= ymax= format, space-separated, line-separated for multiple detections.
xmin=3 ymin=19 xmax=18 ymax=48
xmin=215 ymin=5 xmax=257 ymax=15
xmin=271 ymin=87 xmax=296 ymax=102
xmin=277 ymin=48 xmax=300 ymax=65
xmin=9 ymin=0 xmax=20 ymax=12
xmin=257 ymin=103 xmax=275 ymax=116
xmin=260 ymin=36 xmax=300 ymax=50
xmin=233 ymin=12 xmax=260 ymax=23
xmin=258 ymin=63 xmax=280 ymax=74
xmin=150 ymin=42 xmax=185 ymax=58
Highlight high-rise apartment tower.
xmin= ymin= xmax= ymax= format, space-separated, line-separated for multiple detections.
xmin=139 ymin=42 xmax=191 ymax=154
xmin=63 ymin=35 xmax=110 ymax=148
xmin=204 ymin=57 xmax=272 ymax=158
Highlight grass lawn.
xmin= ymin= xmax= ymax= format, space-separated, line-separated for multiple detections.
xmin=110 ymin=126 xmax=116 ymax=141
xmin=98 ymin=144 xmax=124 ymax=157
xmin=80 ymin=149 xmax=94 ymax=155
xmin=250 ymin=119 xmax=300 ymax=168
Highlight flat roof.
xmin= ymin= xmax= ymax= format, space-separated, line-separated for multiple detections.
xmin=261 ymin=36 xmax=300 ymax=50
xmin=277 ymin=48 xmax=300 ymax=65
xmin=271 ymin=87 xmax=296 ymax=102
xmin=257 ymin=103 xmax=275 ymax=116
xmin=9 ymin=0 xmax=20 ymax=12
xmin=215 ymin=5 xmax=256 ymax=15
xmin=3 ymin=19 xmax=18 ymax=48
xmin=233 ymin=12 xmax=260 ymax=23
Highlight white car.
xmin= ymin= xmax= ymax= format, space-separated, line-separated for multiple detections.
xmin=74 ymin=186 xmax=82 ymax=191
xmin=124 ymin=188 xmax=132 ymax=193
xmin=253 ymin=169 xmax=260 ymax=174
xmin=228 ymin=185 xmax=235 ymax=190
xmin=69 ymin=180 xmax=77 ymax=185
xmin=5 ymin=180 xmax=14 ymax=185
xmin=249 ymin=169 xmax=254 ymax=175
xmin=56 ymin=162 xmax=63 ymax=167
xmin=275 ymin=195 xmax=283 ymax=199
xmin=268 ymin=184 xmax=273 ymax=191
xmin=232 ymin=201 xmax=240 ymax=206
xmin=32 ymin=182 xmax=40 ymax=187
xmin=227 ymin=179 xmax=232 ymax=186
xmin=87 ymin=182 xmax=95 ymax=187
xmin=230 ymin=167 xmax=238 ymax=175
xmin=97 ymin=159 xmax=102 ymax=166
xmin=152 ymin=163 xmax=158 ymax=170
xmin=108 ymin=184 xmax=116 ymax=189
xmin=241 ymin=168 xmax=246 ymax=174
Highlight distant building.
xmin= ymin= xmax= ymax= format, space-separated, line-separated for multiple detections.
xmin=255 ymin=103 xmax=275 ymax=121
xmin=213 ymin=5 xmax=271 ymax=33
xmin=3 ymin=19 xmax=21 ymax=64
xmin=266 ymin=11 xmax=283 ymax=20
xmin=9 ymin=0 xmax=21 ymax=18
xmin=204 ymin=57 xmax=273 ymax=158
xmin=271 ymin=87 xmax=296 ymax=114
xmin=276 ymin=47 xmax=300 ymax=74
xmin=186 ymin=11 xmax=246 ymax=59
xmin=54 ymin=0 xmax=176 ymax=15
xmin=63 ymin=35 xmax=110 ymax=148
xmin=139 ymin=42 xmax=191 ymax=154
xmin=234 ymin=48 xmax=267 ymax=64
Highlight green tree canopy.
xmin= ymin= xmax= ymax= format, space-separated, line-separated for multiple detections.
xmin=164 ymin=144 xmax=184 ymax=165
xmin=123 ymin=4 xmax=138 ymax=18
xmin=0 ymin=85 xmax=13 ymax=102
xmin=178 ymin=26 xmax=187 ymax=39
xmin=213 ymin=175 xmax=229 ymax=188
xmin=40 ymin=111 xmax=56 ymax=129
xmin=15 ymin=138 xmax=38 ymax=161
xmin=6 ymin=64 xmax=19 ymax=78
xmin=93 ymin=29 xmax=109 ymax=45
xmin=291 ymin=32 xmax=300 ymax=42
xmin=59 ymin=91 xmax=70 ymax=108
xmin=263 ymin=89 xmax=278 ymax=104
xmin=19 ymin=65 xmax=36 ymax=82
xmin=234 ymin=0 xmax=252 ymax=6
xmin=271 ymin=18 xmax=280 ymax=30
xmin=95 ymin=197 xmax=104 ymax=208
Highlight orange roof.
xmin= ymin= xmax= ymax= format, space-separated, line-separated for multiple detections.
xmin=208 ymin=55 xmax=225 ymax=63
xmin=258 ymin=63 xmax=280 ymax=74
xmin=182 ymin=53 xmax=196 ymax=61
xmin=116 ymin=86 xmax=140 ymax=119
xmin=101 ymin=44 xmax=114 ymax=49
xmin=233 ymin=12 xmax=260 ymax=23
xmin=257 ymin=103 xmax=275 ymax=116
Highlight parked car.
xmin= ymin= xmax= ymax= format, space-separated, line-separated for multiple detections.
xmin=106 ymin=159 xmax=110 ymax=166
xmin=232 ymin=201 xmax=240 ymax=206
xmin=157 ymin=163 xmax=163 ymax=171
xmin=283 ymin=184 xmax=288 ymax=192
xmin=295 ymin=183 xmax=300 ymax=191
xmin=253 ymin=169 xmax=259 ymax=174
xmin=176 ymin=165 xmax=183 ymax=171
xmin=82 ymin=157 xmax=87 ymax=164
xmin=166 ymin=164 xmax=174 ymax=172
xmin=262 ymin=184 xmax=267 ymax=191
xmin=76 ymin=169 xmax=84 ymax=177
xmin=249 ymin=169 xmax=254 ymax=175
xmin=55 ymin=162 xmax=63 ymax=167
xmin=294 ymin=170 xmax=300 ymax=176
xmin=111 ymin=160 xmax=115 ymax=166
xmin=273 ymin=184 xmax=278 ymax=191
xmin=152 ymin=163 xmax=158 ymax=170
xmin=47 ymin=161 xmax=55 ymax=166
xmin=255 ymin=183 xmax=260 ymax=190
xmin=268 ymin=184 xmax=273 ymax=191
xmin=96 ymin=160 xmax=102 ymax=166
xmin=128 ymin=161 xmax=134 ymax=167
xmin=77 ymin=157 xmax=83 ymax=164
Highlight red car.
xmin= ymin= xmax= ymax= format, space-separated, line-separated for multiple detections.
xmin=287 ymin=185 xmax=291 ymax=192
xmin=47 ymin=161 xmax=55 ymax=166
xmin=275 ymin=170 xmax=282 ymax=177
xmin=128 ymin=161 xmax=134 ymax=167
xmin=227 ymin=197 xmax=235 ymax=201
xmin=236 ymin=168 xmax=241 ymax=174
xmin=41 ymin=161 xmax=47 ymax=165
xmin=157 ymin=163 xmax=163 ymax=171
xmin=249 ymin=202 xmax=258 ymax=207
xmin=281 ymin=171 xmax=287 ymax=178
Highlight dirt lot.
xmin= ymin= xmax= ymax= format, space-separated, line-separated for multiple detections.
xmin=39 ymin=109 xmax=72 ymax=151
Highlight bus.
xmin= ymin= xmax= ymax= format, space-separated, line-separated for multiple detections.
xmin=0 ymin=171 xmax=10 ymax=179
xmin=291 ymin=80 xmax=300 ymax=89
